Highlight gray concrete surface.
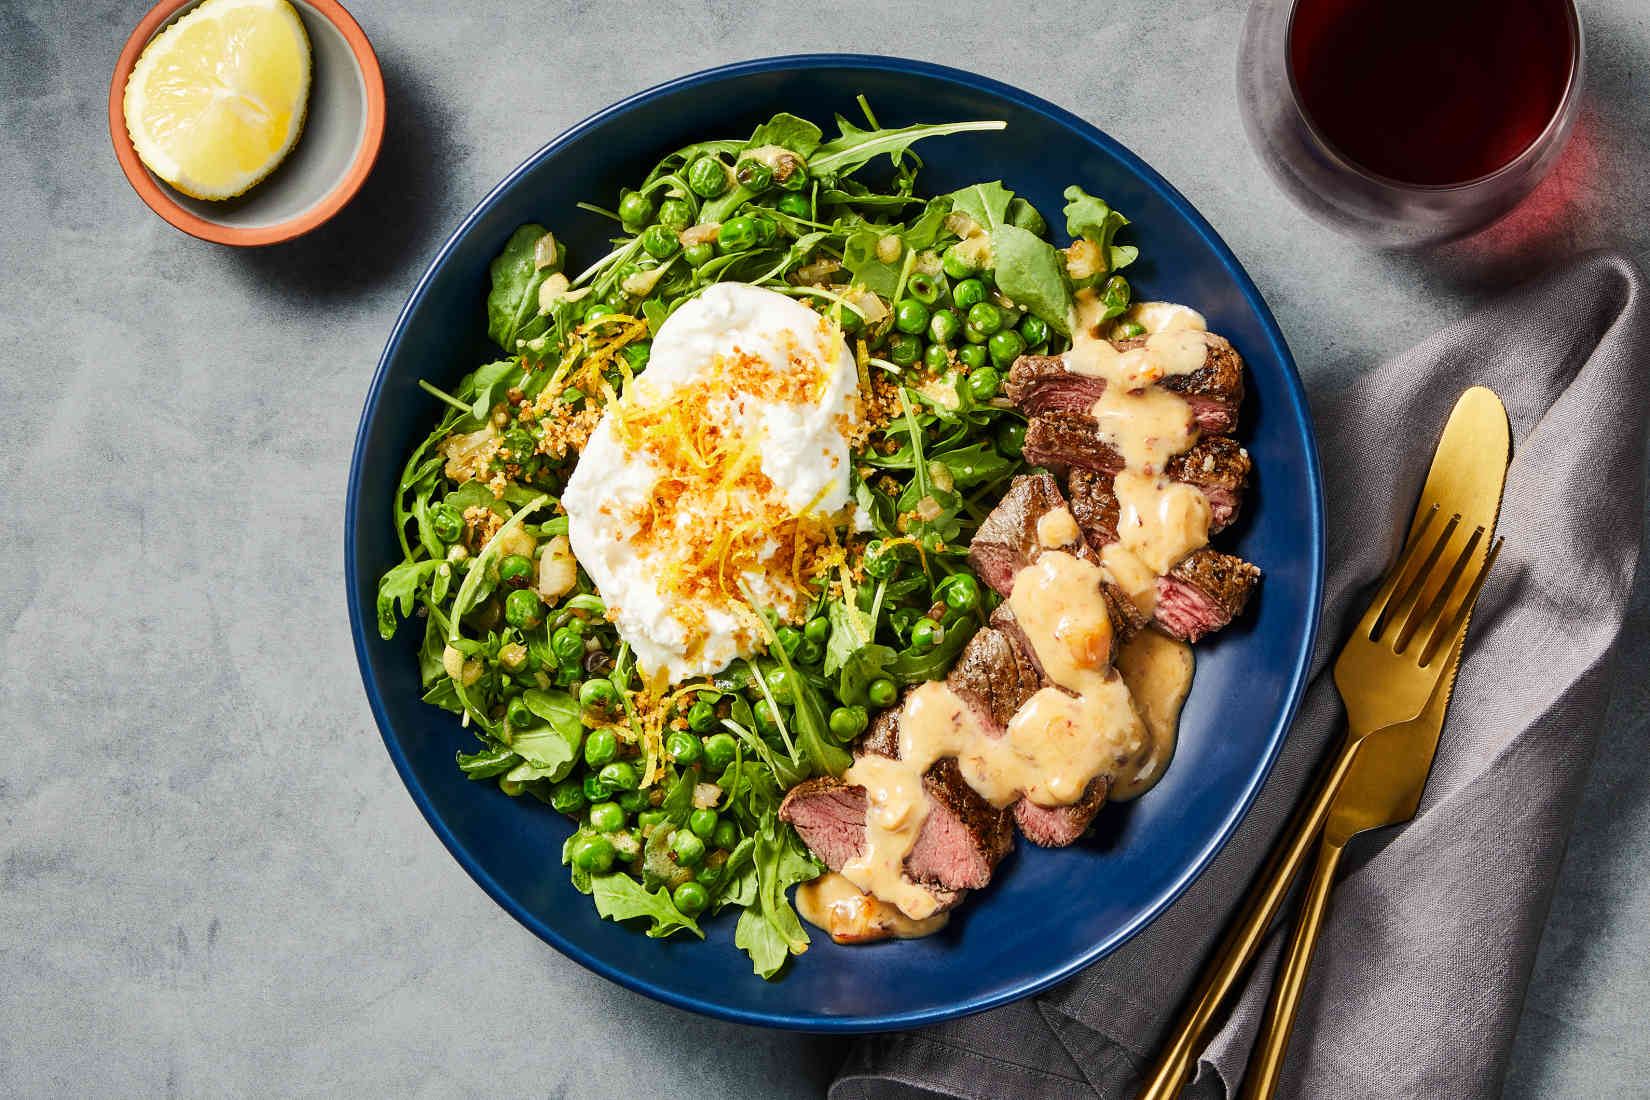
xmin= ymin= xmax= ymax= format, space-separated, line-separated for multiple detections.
xmin=2 ymin=0 xmax=1646 ymax=1095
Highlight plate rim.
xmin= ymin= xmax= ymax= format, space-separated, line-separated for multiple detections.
xmin=344 ymin=52 xmax=1326 ymax=1033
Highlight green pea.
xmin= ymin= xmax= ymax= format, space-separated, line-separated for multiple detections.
xmin=1115 ymin=320 xmax=1146 ymax=339
xmin=718 ymin=215 xmax=757 ymax=253
xmin=910 ymin=618 xmax=943 ymax=650
xmin=953 ymin=278 xmax=986 ymax=309
xmin=581 ymin=773 xmax=613 ymax=803
xmin=570 ymin=833 xmax=615 ymax=873
xmin=804 ymin=617 xmax=830 ymax=645
xmin=1019 ymin=315 xmax=1051 ymax=346
xmin=703 ymin=732 xmax=738 ymax=771
xmin=891 ymin=607 xmax=920 ymax=641
xmin=552 ymin=627 xmax=583 ymax=662
xmin=997 ymin=420 xmax=1027 ymax=457
xmin=585 ymin=304 xmax=620 ymax=324
xmin=504 ymin=589 xmax=543 ymax=629
xmin=774 ymin=156 xmax=808 ymax=191
xmin=1103 ymin=274 xmax=1132 ymax=309
xmin=588 ymin=801 xmax=625 ymax=833
xmin=754 ymin=699 xmax=781 ymax=735
xmin=957 ymin=343 xmax=988 ymax=369
xmin=666 ymin=729 xmax=703 ymax=764
xmin=506 ymin=696 xmax=534 ymax=729
xmin=921 ymin=343 xmax=949 ymax=371
xmin=687 ymin=156 xmax=729 ymax=198
xmin=894 ymin=299 xmax=931 ymax=335
xmin=502 ymin=428 xmax=536 ymax=459
xmin=637 ymin=809 xmax=669 ymax=831
xmin=430 ymin=503 xmax=464 ymax=544
xmin=671 ymin=828 xmax=706 ymax=866
xmin=583 ymin=727 xmax=618 ymax=768
xmin=775 ymin=625 xmax=803 ymax=658
xmin=618 ymin=190 xmax=655 ymax=229
xmin=599 ymin=761 xmax=639 ymax=791
xmin=775 ymin=192 xmax=811 ymax=219
xmin=682 ymin=241 xmax=714 ymax=269
xmin=988 ymin=330 xmax=1026 ymax=368
xmin=689 ymin=808 xmax=719 ymax=839
xmin=968 ymin=365 xmax=1003 ymax=401
xmin=641 ymin=224 xmax=680 ymax=259
xmin=868 ymin=678 xmax=898 ymax=708
xmin=750 ymin=216 xmax=777 ymax=246
xmin=942 ymin=245 xmax=980 ymax=280
xmin=962 ymin=321 xmax=988 ymax=345
xmin=617 ymin=788 xmax=649 ymax=812
xmin=735 ymin=158 xmax=773 ymax=191
xmin=579 ymin=677 xmax=619 ymax=714
xmin=672 ymin=879 xmax=710 ymax=916
xmin=798 ymin=638 xmax=824 ymax=665
xmin=828 ymin=705 xmax=867 ymax=739
xmin=906 ymin=273 xmax=943 ymax=306
xmin=887 ymin=333 xmax=922 ymax=367
xmin=713 ymin=821 xmax=739 ymax=852
xmin=966 ymin=302 xmax=1003 ymax=334
xmin=831 ymin=304 xmax=863 ymax=334
xmin=941 ymin=572 xmax=981 ymax=612
xmin=658 ymin=198 xmax=694 ymax=231
xmin=549 ymin=777 xmax=586 ymax=814
xmin=928 ymin=309 xmax=961 ymax=345
xmin=682 ymin=700 xmax=714 ymax=733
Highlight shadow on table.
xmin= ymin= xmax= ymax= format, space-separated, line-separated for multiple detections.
xmin=228 ymin=50 xmax=464 ymax=305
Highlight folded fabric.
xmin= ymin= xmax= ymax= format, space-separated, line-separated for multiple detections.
xmin=833 ymin=251 xmax=1650 ymax=1100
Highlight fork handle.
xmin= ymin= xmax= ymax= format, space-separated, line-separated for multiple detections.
xmin=1238 ymin=838 xmax=1348 ymax=1099
xmin=1135 ymin=733 xmax=1368 ymax=1100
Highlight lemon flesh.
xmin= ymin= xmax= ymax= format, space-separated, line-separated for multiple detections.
xmin=124 ymin=0 xmax=312 ymax=201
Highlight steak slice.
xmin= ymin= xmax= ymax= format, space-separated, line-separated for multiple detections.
xmin=1152 ymin=549 xmax=1262 ymax=643
xmin=783 ymin=704 xmax=1016 ymax=894
xmin=1066 ymin=467 xmax=1261 ymax=641
xmin=966 ymin=472 xmax=1097 ymax=596
xmin=1004 ymin=334 xmax=1245 ymax=435
xmin=1014 ymin=776 xmax=1111 ymax=847
xmin=946 ymin=627 xmax=1042 ymax=734
xmin=1036 ymin=427 xmax=1249 ymax=531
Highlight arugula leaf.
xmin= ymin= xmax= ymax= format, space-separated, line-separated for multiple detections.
xmin=591 ymin=872 xmax=703 ymax=939
xmin=1063 ymin=186 xmax=1139 ymax=279
xmin=947 ymin=180 xmax=1013 ymax=231
xmin=486 ymin=225 xmax=560 ymax=352
xmin=990 ymin=223 xmax=1073 ymax=337
xmin=1007 ymin=196 xmax=1049 ymax=237
xmin=455 ymin=745 xmax=518 ymax=779
xmin=931 ymin=441 xmax=1017 ymax=489
xmin=838 ymin=643 xmax=898 ymax=707
xmin=660 ymin=766 xmax=698 ymax=826
xmin=522 ymin=688 xmax=582 ymax=739
xmin=444 ymin=480 xmax=509 ymax=517
xmin=465 ymin=360 xmax=523 ymax=422
xmin=746 ymin=112 xmax=823 ymax=157
xmin=418 ymin=615 xmax=447 ymax=686
xmin=376 ymin=559 xmax=438 ymax=640
xmin=824 ymin=592 xmax=874 ymax=676
xmin=890 ymin=620 xmax=972 ymax=683
xmin=734 ymin=814 xmax=821 ymax=979
xmin=507 ymin=693 xmax=580 ymax=779
xmin=842 ymin=230 xmax=902 ymax=298
xmin=562 ymin=833 xmax=593 ymax=895
xmin=811 ymin=119 xmax=1006 ymax=178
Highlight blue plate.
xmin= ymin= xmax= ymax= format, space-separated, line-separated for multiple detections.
xmin=346 ymin=56 xmax=1324 ymax=1032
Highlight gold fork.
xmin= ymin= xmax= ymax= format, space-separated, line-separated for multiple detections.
xmin=1137 ymin=510 xmax=1504 ymax=1100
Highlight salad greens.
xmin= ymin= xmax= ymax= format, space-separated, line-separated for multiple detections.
xmin=376 ymin=97 xmax=1140 ymax=979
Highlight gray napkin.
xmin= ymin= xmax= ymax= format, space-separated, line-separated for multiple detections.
xmin=832 ymin=251 xmax=1650 ymax=1100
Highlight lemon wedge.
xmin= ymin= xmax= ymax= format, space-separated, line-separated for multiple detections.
xmin=123 ymin=0 xmax=312 ymax=201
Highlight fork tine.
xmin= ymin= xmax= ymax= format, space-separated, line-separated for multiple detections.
xmin=1420 ymin=536 xmax=1504 ymax=667
xmin=1397 ymin=525 xmax=1483 ymax=653
xmin=1359 ymin=505 xmax=1439 ymax=639
xmin=1373 ymin=511 xmax=1459 ymax=641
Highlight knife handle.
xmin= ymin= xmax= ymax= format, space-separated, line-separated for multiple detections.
xmin=1238 ymin=839 xmax=1347 ymax=1099
xmin=1135 ymin=733 xmax=1367 ymax=1100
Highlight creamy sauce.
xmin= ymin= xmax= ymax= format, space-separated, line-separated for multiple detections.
xmin=1110 ymin=629 xmax=1195 ymax=800
xmin=797 ymin=872 xmax=950 ymax=943
xmin=816 ymin=298 xmax=1216 ymax=932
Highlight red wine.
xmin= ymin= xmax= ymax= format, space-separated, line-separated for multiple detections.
xmin=1289 ymin=0 xmax=1575 ymax=186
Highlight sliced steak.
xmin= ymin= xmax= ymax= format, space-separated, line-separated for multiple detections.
xmin=1065 ymin=467 xmax=1261 ymax=642
xmin=777 ymin=777 xmax=969 ymax=904
xmin=1043 ymin=430 xmax=1249 ymax=531
xmin=966 ymin=472 xmax=1096 ymax=596
xmin=946 ymin=627 xmax=1042 ymax=734
xmin=1004 ymin=333 xmax=1244 ymax=435
xmin=1152 ymin=549 xmax=1262 ymax=643
xmin=1014 ymin=776 xmax=1111 ymax=847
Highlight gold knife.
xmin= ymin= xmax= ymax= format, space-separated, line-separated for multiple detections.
xmin=1238 ymin=386 xmax=1511 ymax=1098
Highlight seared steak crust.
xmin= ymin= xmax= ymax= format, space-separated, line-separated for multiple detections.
xmin=966 ymin=472 xmax=1097 ymax=597
xmin=947 ymin=628 xmax=1043 ymax=733
xmin=1005 ymin=334 xmax=1244 ymax=436
xmin=1153 ymin=548 xmax=1262 ymax=642
xmin=1051 ymin=432 xmax=1248 ymax=531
